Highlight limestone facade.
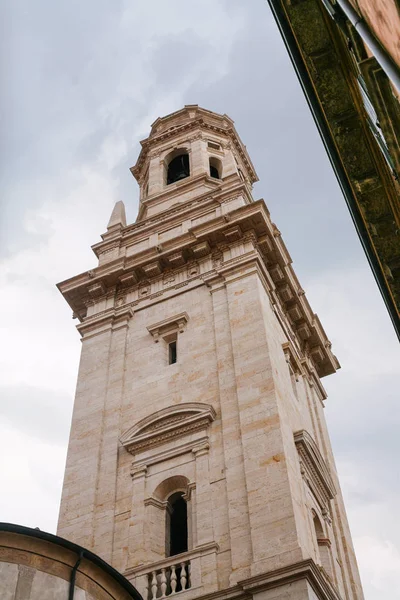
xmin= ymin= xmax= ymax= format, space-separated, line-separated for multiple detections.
xmin=57 ymin=106 xmax=364 ymax=600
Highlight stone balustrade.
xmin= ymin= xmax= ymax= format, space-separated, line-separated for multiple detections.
xmin=147 ymin=559 xmax=191 ymax=599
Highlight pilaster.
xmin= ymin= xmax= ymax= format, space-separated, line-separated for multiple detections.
xmin=210 ymin=278 xmax=252 ymax=583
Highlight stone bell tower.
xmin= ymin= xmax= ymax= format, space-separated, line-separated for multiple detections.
xmin=57 ymin=106 xmax=364 ymax=600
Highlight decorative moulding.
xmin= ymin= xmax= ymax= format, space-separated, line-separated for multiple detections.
xmin=147 ymin=312 xmax=189 ymax=342
xmin=58 ymin=200 xmax=339 ymax=378
xmin=120 ymin=403 xmax=216 ymax=455
xmin=130 ymin=437 xmax=209 ymax=472
xmin=77 ymin=306 xmax=134 ymax=339
xmin=294 ymin=430 xmax=336 ymax=513
xmin=282 ymin=342 xmax=302 ymax=376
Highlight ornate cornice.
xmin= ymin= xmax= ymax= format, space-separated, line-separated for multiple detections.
xmin=59 ymin=200 xmax=339 ymax=377
xmin=120 ymin=403 xmax=216 ymax=455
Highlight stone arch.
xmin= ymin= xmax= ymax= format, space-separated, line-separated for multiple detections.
xmin=153 ymin=475 xmax=190 ymax=502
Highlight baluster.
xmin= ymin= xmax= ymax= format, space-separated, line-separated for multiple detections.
xmin=145 ymin=574 xmax=150 ymax=600
xmin=187 ymin=562 xmax=191 ymax=588
xmin=180 ymin=562 xmax=187 ymax=591
xmin=170 ymin=565 xmax=177 ymax=594
xmin=151 ymin=570 xmax=158 ymax=600
xmin=160 ymin=568 xmax=167 ymax=598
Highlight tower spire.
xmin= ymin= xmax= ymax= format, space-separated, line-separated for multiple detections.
xmin=107 ymin=200 xmax=126 ymax=230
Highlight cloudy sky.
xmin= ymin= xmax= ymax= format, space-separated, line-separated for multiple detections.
xmin=1 ymin=1 xmax=399 ymax=597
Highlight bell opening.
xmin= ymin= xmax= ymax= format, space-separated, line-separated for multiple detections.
xmin=209 ymin=157 xmax=222 ymax=180
xmin=167 ymin=154 xmax=190 ymax=185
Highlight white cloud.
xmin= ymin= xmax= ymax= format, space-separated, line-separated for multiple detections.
xmin=354 ymin=537 xmax=400 ymax=599
xmin=0 ymin=424 xmax=65 ymax=532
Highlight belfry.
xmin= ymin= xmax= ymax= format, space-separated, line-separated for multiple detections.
xmin=57 ymin=106 xmax=364 ymax=600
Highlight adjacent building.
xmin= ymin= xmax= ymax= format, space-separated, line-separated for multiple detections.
xmin=268 ymin=0 xmax=400 ymax=338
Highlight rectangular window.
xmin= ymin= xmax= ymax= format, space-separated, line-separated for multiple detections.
xmin=169 ymin=341 xmax=177 ymax=365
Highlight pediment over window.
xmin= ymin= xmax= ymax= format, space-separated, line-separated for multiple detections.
xmin=294 ymin=430 xmax=336 ymax=511
xmin=120 ymin=403 xmax=216 ymax=455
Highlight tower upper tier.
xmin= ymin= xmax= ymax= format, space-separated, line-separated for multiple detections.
xmin=130 ymin=105 xmax=258 ymax=220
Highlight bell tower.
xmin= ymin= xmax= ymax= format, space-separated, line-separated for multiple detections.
xmin=57 ymin=106 xmax=364 ymax=600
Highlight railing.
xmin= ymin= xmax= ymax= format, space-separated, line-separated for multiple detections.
xmin=147 ymin=560 xmax=191 ymax=599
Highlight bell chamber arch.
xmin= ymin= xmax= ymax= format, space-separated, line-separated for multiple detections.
xmin=166 ymin=152 xmax=190 ymax=185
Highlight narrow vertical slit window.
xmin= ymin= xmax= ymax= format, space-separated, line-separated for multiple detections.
xmin=169 ymin=341 xmax=177 ymax=365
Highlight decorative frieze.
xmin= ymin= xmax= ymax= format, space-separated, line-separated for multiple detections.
xmin=187 ymin=262 xmax=199 ymax=278
xmin=138 ymin=281 xmax=151 ymax=296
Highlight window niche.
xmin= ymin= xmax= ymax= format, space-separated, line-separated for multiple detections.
xmin=209 ymin=156 xmax=222 ymax=180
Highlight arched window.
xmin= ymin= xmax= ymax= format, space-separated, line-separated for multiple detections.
xmin=167 ymin=153 xmax=190 ymax=185
xmin=209 ymin=157 xmax=222 ymax=179
xmin=167 ymin=492 xmax=188 ymax=557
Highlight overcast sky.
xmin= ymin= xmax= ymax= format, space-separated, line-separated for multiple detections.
xmin=1 ymin=1 xmax=399 ymax=598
